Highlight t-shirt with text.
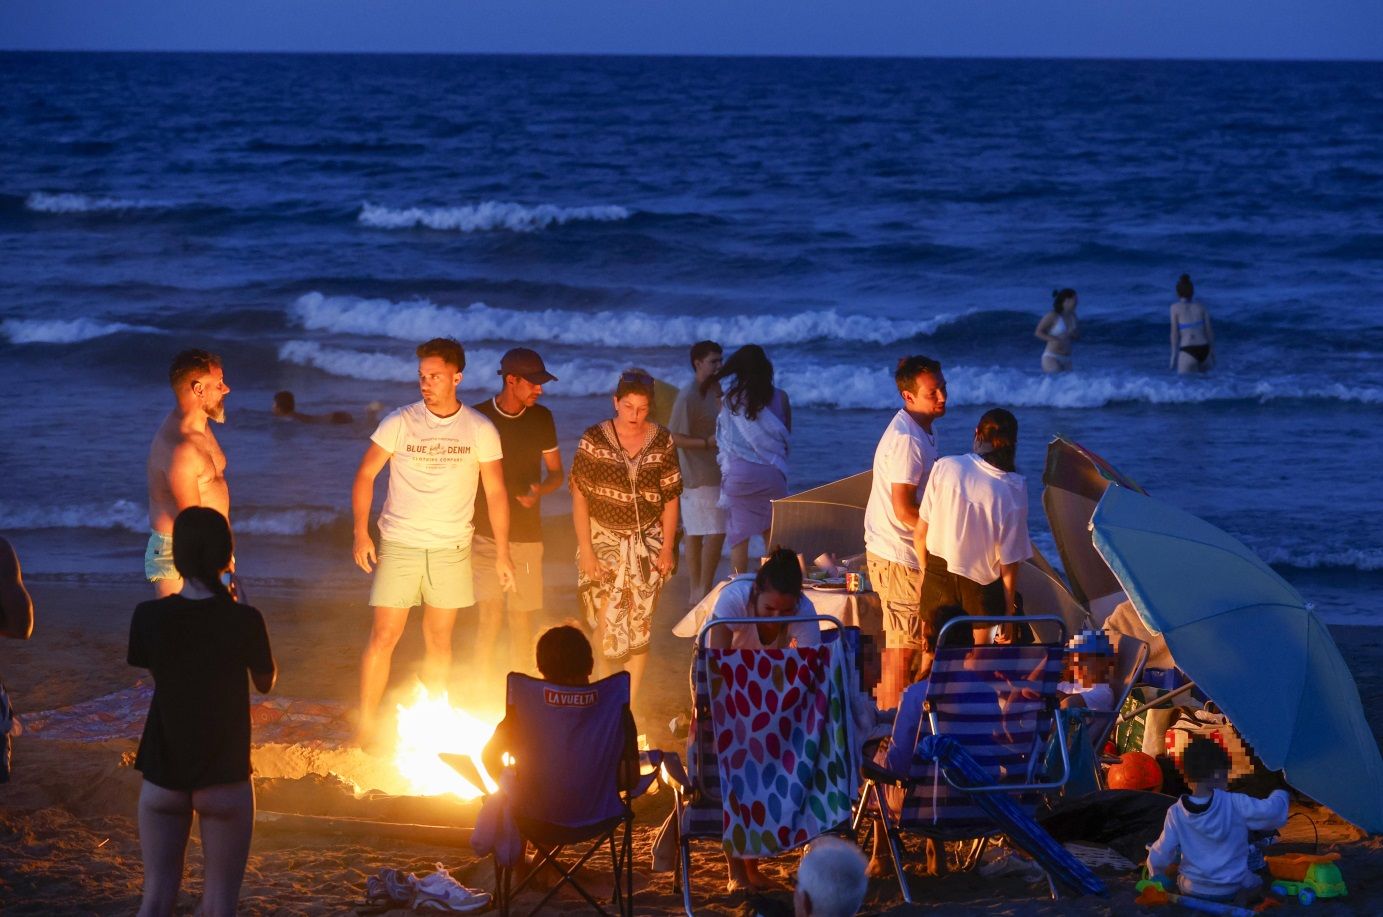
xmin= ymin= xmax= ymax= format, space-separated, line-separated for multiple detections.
xmin=472 ymin=398 xmax=559 ymax=543
xmin=371 ymin=401 xmax=503 ymax=548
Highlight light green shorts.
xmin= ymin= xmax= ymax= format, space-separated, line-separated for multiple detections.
xmin=145 ymin=531 xmax=177 ymax=583
xmin=368 ymin=539 xmax=474 ymax=610
xmin=472 ymin=536 xmax=544 ymax=613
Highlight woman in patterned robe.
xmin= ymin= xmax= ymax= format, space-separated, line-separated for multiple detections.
xmin=570 ymin=369 xmax=682 ymax=706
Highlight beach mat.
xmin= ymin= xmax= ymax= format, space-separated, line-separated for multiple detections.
xmin=24 ymin=681 xmax=353 ymax=746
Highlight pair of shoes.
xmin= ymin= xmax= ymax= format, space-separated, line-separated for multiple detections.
xmin=365 ymin=864 xmax=491 ymax=913
xmin=412 ymin=863 xmax=493 ymax=913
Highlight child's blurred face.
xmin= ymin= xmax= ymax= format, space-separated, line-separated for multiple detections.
xmin=1067 ymin=654 xmax=1114 ymax=687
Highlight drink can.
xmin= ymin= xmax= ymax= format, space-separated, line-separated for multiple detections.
xmin=846 ymin=572 xmax=862 ymax=593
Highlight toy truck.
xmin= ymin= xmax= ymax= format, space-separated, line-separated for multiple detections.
xmin=1265 ymin=852 xmax=1347 ymax=905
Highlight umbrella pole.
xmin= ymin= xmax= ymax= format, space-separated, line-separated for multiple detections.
xmin=1117 ymin=682 xmax=1197 ymax=724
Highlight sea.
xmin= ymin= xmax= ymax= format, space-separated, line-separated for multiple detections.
xmin=2 ymin=53 xmax=1381 ymax=623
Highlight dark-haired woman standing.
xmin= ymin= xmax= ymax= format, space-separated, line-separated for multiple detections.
xmin=128 ymin=506 xmax=276 ymax=917
xmin=571 ymin=368 xmax=682 ymax=708
xmin=913 ymin=409 xmax=1033 ymax=645
xmin=703 ymin=344 xmax=792 ymax=575
xmin=1170 ymin=273 xmax=1215 ymax=373
xmin=1036 ymin=288 xmax=1079 ymax=373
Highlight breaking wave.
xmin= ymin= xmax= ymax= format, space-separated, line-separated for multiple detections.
xmin=289 ymin=291 xmax=961 ymax=347
xmin=358 ymin=200 xmax=631 ymax=233
xmin=25 ymin=192 xmax=172 ymax=213
xmin=1257 ymin=544 xmax=1383 ymax=573
xmin=0 ymin=499 xmax=344 ymax=536
xmin=2 ymin=318 xmax=162 ymax=344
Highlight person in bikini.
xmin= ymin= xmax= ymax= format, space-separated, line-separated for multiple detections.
xmin=145 ymin=350 xmax=235 ymax=598
xmin=1170 ymin=273 xmax=1215 ymax=373
xmin=1035 ymin=288 xmax=1079 ymax=373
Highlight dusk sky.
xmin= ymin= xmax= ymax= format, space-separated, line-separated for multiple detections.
xmin=3 ymin=0 xmax=1381 ymax=59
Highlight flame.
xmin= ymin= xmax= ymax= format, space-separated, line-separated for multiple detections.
xmin=390 ymin=681 xmax=500 ymax=800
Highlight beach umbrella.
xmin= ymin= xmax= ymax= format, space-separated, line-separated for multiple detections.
xmin=1090 ymin=485 xmax=1383 ymax=833
xmin=1042 ymin=436 xmax=1146 ymax=622
xmin=768 ymin=471 xmax=873 ymax=560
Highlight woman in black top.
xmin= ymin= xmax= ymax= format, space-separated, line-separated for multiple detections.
xmin=128 ymin=507 xmax=276 ymax=917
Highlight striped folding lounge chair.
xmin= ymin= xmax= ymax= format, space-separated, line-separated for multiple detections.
xmin=661 ymin=615 xmax=859 ymax=916
xmin=855 ymin=615 xmax=1087 ymax=903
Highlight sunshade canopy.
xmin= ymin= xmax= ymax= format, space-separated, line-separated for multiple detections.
xmin=1091 ymin=484 xmax=1383 ymax=832
xmin=768 ymin=471 xmax=873 ymax=561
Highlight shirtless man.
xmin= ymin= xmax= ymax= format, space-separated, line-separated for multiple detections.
xmin=146 ymin=350 xmax=231 ymax=597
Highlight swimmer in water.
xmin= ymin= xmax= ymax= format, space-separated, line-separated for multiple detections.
xmin=271 ymin=391 xmax=353 ymax=424
xmin=1036 ymin=288 xmax=1079 ymax=373
xmin=1170 ymin=274 xmax=1215 ymax=373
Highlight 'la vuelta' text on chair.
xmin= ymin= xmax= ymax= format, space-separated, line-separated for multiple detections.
xmin=661 ymin=615 xmax=861 ymax=917
xmin=451 ymin=671 xmax=659 ymax=917
xmin=855 ymin=616 xmax=1105 ymax=902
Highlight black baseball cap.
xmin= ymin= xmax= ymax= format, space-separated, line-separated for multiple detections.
xmin=497 ymin=348 xmax=557 ymax=384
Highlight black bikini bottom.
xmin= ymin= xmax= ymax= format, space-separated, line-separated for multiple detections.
xmin=1180 ymin=344 xmax=1211 ymax=363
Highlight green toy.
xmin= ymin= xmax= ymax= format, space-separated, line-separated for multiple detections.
xmin=1265 ymin=852 xmax=1347 ymax=905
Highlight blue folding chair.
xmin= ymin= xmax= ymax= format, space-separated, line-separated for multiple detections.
xmin=470 ymin=671 xmax=658 ymax=917
xmin=854 ymin=615 xmax=1082 ymax=902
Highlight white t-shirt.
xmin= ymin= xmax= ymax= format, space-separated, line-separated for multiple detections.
xmin=705 ymin=576 xmax=822 ymax=650
xmin=863 ymin=409 xmax=939 ymax=568
xmin=370 ymin=401 xmax=503 ymax=548
xmin=917 ymin=453 xmax=1032 ymax=585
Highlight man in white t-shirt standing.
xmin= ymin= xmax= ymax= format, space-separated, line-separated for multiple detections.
xmin=862 ymin=356 xmax=946 ymax=710
xmin=351 ymin=337 xmax=515 ymax=748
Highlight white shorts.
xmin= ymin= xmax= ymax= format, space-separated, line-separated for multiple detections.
xmin=681 ymin=485 xmax=726 ymax=536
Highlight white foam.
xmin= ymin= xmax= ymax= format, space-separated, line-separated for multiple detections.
xmin=289 ymin=292 xmax=961 ymax=347
xmin=2 ymin=318 xmax=161 ymax=344
xmin=358 ymin=201 xmax=631 ymax=233
xmin=25 ymin=192 xmax=169 ymax=213
xmin=778 ymin=364 xmax=1383 ymax=410
xmin=1255 ymin=544 xmax=1383 ymax=573
xmin=278 ymin=340 xmax=624 ymax=396
xmin=0 ymin=498 xmax=344 ymax=537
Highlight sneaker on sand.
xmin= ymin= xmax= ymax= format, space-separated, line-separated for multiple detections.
xmin=412 ymin=863 xmax=492 ymax=913
xmin=364 ymin=868 xmax=415 ymax=905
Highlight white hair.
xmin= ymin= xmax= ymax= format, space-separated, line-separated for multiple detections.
xmin=794 ymin=836 xmax=868 ymax=917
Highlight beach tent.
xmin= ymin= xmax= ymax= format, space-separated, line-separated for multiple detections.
xmin=769 ymin=470 xmax=1087 ymax=637
xmin=1091 ymin=484 xmax=1383 ymax=833
xmin=1042 ymin=436 xmax=1146 ymax=624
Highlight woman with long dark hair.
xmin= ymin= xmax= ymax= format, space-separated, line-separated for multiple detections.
xmin=913 ymin=409 xmax=1033 ymax=645
xmin=1170 ymin=273 xmax=1215 ymax=373
xmin=570 ymin=368 xmax=682 ymax=707
xmin=128 ymin=506 xmax=276 ymax=917
xmin=1035 ymin=288 xmax=1079 ymax=373
xmin=702 ymin=344 xmax=792 ymax=575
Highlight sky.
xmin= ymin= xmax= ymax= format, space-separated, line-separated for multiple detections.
xmin=2 ymin=0 xmax=1381 ymax=60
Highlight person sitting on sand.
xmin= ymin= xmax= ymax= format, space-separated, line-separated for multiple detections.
xmin=128 ymin=507 xmax=276 ymax=917
xmin=1170 ymin=273 xmax=1215 ymax=373
xmin=1147 ymin=736 xmax=1288 ymax=905
xmin=794 ymin=836 xmax=869 ymax=917
xmin=271 ymin=390 xmax=353 ymax=424
xmin=1035 ymin=287 xmax=1079 ymax=373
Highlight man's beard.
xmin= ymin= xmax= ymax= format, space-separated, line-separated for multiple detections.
xmin=207 ymin=399 xmax=227 ymax=423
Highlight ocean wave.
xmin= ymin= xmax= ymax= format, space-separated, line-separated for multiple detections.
xmin=2 ymin=317 xmax=162 ymax=344
xmin=278 ymin=340 xmax=624 ymax=396
xmin=1258 ymin=545 xmax=1383 ymax=573
xmin=24 ymin=192 xmax=171 ymax=213
xmin=0 ymin=499 xmax=345 ymax=536
xmin=778 ymin=364 xmax=1383 ymax=410
xmin=289 ymin=291 xmax=961 ymax=347
xmin=358 ymin=201 xmax=632 ymax=233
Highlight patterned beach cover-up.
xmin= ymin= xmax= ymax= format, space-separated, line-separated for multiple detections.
xmin=707 ymin=644 xmax=858 ymax=857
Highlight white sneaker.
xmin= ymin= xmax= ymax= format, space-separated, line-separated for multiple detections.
xmin=411 ymin=863 xmax=492 ymax=913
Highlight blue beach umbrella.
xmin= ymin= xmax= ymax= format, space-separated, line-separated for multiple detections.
xmin=1090 ymin=485 xmax=1383 ymax=833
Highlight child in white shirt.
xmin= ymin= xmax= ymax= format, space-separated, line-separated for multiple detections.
xmin=1147 ymin=736 xmax=1289 ymax=902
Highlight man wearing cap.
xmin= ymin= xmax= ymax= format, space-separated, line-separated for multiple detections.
xmin=471 ymin=348 xmax=564 ymax=678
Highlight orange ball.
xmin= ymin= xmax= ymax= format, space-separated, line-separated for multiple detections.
xmin=1106 ymin=751 xmax=1163 ymax=792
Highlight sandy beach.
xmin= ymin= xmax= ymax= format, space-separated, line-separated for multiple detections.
xmin=3 ymin=549 xmax=1382 ymax=915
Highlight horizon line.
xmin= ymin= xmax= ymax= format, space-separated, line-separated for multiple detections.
xmin=2 ymin=47 xmax=1381 ymax=64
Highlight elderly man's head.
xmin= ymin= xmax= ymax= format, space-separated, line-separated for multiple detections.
xmin=794 ymin=836 xmax=868 ymax=917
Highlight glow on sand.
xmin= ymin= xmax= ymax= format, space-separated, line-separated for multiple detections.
xmin=390 ymin=681 xmax=499 ymax=801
